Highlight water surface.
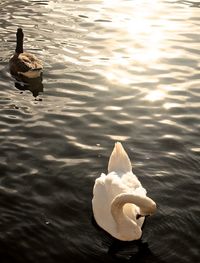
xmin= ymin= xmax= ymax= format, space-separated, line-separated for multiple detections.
xmin=0 ymin=0 xmax=200 ymax=262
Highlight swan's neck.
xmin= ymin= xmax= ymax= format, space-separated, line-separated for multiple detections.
xmin=15 ymin=30 xmax=24 ymax=54
xmin=111 ymin=193 xmax=156 ymax=240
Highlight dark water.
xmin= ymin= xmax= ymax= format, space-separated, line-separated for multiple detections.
xmin=0 ymin=0 xmax=200 ymax=262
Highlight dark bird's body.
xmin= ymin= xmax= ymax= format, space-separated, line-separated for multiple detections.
xmin=9 ymin=28 xmax=43 ymax=78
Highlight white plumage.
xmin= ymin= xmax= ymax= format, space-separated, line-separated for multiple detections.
xmin=92 ymin=142 xmax=156 ymax=241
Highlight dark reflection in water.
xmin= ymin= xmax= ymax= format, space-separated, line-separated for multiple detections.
xmin=92 ymin=215 xmax=166 ymax=263
xmin=12 ymin=74 xmax=44 ymax=99
xmin=0 ymin=0 xmax=200 ymax=263
xmin=108 ymin=240 xmax=165 ymax=263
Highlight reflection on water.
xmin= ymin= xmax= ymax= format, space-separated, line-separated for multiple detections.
xmin=181 ymin=0 xmax=200 ymax=7
xmin=108 ymin=239 xmax=166 ymax=263
xmin=144 ymin=90 xmax=166 ymax=102
xmin=0 ymin=0 xmax=200 ymax=263
xmin=12 ymin=74 xmax=44 ymax=99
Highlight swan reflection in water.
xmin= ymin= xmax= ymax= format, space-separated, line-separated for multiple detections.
xmin=12 ymin=73 xmax=44 ymax=100
xmin=92 ymin=216 xmax=165 ymax=263
xmin=108 ymin=239 xmax=166 ymax=263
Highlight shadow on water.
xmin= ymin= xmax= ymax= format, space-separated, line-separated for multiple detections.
xmin=11 ymin=74 xmax=44 ymax=99
xmin=92 ymin=216 xmax=165 ymax=263
xmin=108 ymin=240 xmax=166 ymax=263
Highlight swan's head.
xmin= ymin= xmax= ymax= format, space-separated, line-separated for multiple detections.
xmin=139 ymin=198 xmax=157 ymax=217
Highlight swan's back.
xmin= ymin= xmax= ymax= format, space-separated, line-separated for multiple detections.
xmin=108 ymin=142 xmax=145 ymax=193
xmin=93 ymin=172 xmax=128 ymax=204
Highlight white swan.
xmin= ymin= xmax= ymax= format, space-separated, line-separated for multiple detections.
xmin=92 ymin=142 xmax=156 ymax=241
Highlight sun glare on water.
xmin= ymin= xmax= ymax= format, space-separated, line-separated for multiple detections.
xmin=144 ymin=90 xmax=166 ymax=102
xmin=101 ymin=0 xmax=183 ymax=86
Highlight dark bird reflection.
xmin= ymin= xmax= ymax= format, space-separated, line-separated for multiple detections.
xmin=12 ymin=74 xmax=44 ymax=99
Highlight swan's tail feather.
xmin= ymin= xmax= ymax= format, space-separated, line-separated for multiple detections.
xmin=108 ymin=142 xmax=132 ymax=174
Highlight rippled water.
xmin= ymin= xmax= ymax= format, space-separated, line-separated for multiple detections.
xmin=0 ymin=0 xmax=200 ymax=262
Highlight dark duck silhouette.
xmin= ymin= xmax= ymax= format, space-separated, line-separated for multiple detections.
xmin=9 ymin=28 xmax=43 ymax=78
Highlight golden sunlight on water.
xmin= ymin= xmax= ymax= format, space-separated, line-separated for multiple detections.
xmin=144 ymin=90 xmax=166 ymax=101
xmin=0 ymin=0 xmax=200 ymax=262
xmin=102 ymin=0 xmax=197 ymax=86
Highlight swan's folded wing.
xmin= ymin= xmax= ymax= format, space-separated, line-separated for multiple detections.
xmin=121 ymin=172 xmax=141 ymax=189
xmin=92 ymin=172 xmax=129 ymax=232
xmin=93 ymin=172 xmax=128 ymax=204
xmin=121 ymin=172 xmax=147 ymax=196
xmin=134 ymin=186 xmax=147 ymax=196
xmin=92 ymin=173 xmax=114 ymax=230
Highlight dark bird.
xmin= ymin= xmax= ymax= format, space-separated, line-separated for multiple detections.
xmin=9 ymin=28 xmax=43 ymax=78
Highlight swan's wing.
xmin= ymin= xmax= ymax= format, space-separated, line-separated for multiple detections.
xmin=121 ymin=172 xmax=141 ymax=189
xmin=92 ymin=173 xmax=110 ymax=210
xmin=121 ymin=172 xmax=147 ymax=195
xmin=93 ymin=172 xmax=128 ymax=204
xmin=134 ymin=186 xmax=147 ymax=196
xmin=106 ymin=172 xmax=130 ymax=199
xmin=92 ymin=173 xmax=115 ymax=232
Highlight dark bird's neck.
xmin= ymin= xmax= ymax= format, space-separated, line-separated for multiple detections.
xmin=15 ymin=28 xmax=24 ymax=54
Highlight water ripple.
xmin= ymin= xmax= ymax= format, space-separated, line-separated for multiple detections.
xmin=0 ymin=0 xmax=200 ymax=262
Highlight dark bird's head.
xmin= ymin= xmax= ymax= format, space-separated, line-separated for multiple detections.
xmin=16 ymin=28 xmax=24 ymax=38
xmin=15 ymin=28 xmax=24 ymax=54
